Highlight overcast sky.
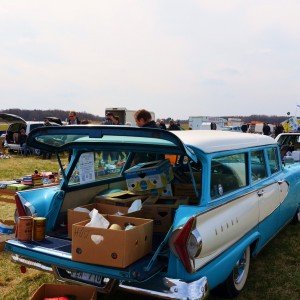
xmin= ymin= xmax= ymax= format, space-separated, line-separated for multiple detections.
xmin=1 ymin=0 xmax=300 ymax=120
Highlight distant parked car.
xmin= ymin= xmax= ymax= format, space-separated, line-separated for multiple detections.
xmin=5 ymin=127 xmax=300 ymax=299
xmin=0 ymin=113 xmax=60 ymax=153
xmin=222 ymin=126 xmax=242 ymax=132
xmin=275 ymin=132 xmax=300 ymax=160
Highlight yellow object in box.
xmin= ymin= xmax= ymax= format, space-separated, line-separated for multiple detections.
xmin=72 ymin=215 xmax=153 ymax=268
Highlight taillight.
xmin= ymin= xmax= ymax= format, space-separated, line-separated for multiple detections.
xmin=15 ymin=194 xmax=27 ymax=217
xmin=172 ymin=217 xmax=202 ymax=273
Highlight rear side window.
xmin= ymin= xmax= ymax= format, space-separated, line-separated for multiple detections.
xmin=267 ymin=147 xmax=280 ymax=174
xmin=250 ymin=150 xmax=267 ymax=182
xmin=210 ymin=153 xmax=247 ymax=199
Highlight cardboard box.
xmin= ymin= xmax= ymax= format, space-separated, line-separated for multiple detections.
xmin=124 ymin=159 xmax=174 ymax=192
xmin=72 ymin=215 xmax=153 ymax=268
xmin=30 ymin=283 xmax=97 ymax=300
xmin=172 ymin=183 xmax=201 ymax=199
xmin=68 ymin=203 xmax=130 ymax=238
xmin=94 ymin=190 xmax=144 ymax=207
xmin=172 ymin=172 xmax=201 ymax=202
xmin=134 ymin=183 xmax=173 ymax=197
xmin=131 ymin=196 xmax=189 ymax=233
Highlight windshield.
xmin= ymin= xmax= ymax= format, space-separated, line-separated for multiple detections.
xmin=68 ymin=150 xmax=171 ymax=187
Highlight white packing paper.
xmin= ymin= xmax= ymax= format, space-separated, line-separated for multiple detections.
xmin=85 ymin=208 xmax=110 ymax=228
xmin=127 ymin=199 xmax=142 ymax=213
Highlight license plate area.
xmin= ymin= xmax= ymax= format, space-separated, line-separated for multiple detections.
xmin=56 ymin=268 xmax=109 ymax=288
xmin=70 ymin=270 xmax=104 ymax=284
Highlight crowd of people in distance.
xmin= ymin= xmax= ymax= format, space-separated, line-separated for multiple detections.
xmin=3 ymin=108 xmax=289 ymax=161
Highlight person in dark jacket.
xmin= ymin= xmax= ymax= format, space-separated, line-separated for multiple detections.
xmin=274 ymin=123 xmax=284 ymax=137
xmin=68 ymin=111 xmax=80 ymax=125
xmin=159 ymin=119 xmax=167 ymax=130
xmin=133 ymin=109 xmax=160 ymax=164
xmin=134 ymin=109 xmax=158 ymax=128
xmin=263 ymin=123 xmax=271 ymax=135
xmin=168 ymin=119 xmax=180 ymax=131
xmin=19 ymin=128 xmax=29 ymax=156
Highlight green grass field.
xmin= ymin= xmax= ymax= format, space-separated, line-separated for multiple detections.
xmin=0 ymin=154 xmax=299 ymax=299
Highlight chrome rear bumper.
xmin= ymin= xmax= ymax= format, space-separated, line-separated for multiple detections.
xmin=119 ymin=276 xmax=208 ymax=300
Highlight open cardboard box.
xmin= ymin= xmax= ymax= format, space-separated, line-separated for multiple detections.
xmin=72 ymin=215 xmax=153 ymax=268
xmin=30 ymin=283 xmax=97 ymax=300
xmin=172 ymin=172 xmax=201 ymax=203
xmin=67 ymin=202 xmax=130 ymax=238
xmin=131 ymin=195 xmax=189 ymax=233
xmin=94 ymin=190 xmax=144 ymax=206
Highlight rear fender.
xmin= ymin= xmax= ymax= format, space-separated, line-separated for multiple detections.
xmin=17 ymin=187 xmax=64 ymax=232
xmin=168 ymin=231 xmax=260 ymax=289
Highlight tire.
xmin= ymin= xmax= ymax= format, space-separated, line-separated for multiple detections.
xmin=216 ymin=246 xmax=251 ymax=298
xmin=291 ymin=207 xmax=300 ymax=225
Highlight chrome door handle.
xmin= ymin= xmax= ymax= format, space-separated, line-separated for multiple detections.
xmin=257 ymin=190 xmax=264 ymax=197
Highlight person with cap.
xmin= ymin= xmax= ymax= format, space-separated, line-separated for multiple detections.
xmin=103 ymin=112 xmax=116 ymax=125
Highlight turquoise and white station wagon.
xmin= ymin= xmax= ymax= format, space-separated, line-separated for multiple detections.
xmin=5 ymin=126 xmax=300 ymax=299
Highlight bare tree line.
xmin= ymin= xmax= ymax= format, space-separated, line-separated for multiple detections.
xmin=0 ymin=109 xmax=289 ymax=124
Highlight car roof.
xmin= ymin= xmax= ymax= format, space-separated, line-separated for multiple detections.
xmin=274 ymin=132 xmax=300 ymax=143
xmin=173 ymin=130 xmax=276 ymax=153
xmin=27 ymin=125 xmax=277 ymax=156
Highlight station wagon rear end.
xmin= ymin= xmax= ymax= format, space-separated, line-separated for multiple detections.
xmin=5 ymin=126 xmax=300 ymax=299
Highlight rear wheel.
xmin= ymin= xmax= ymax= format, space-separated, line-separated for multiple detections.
xmin=216 ymin=246 xmax=251 ymax=298
xmin=291 ymin=207 xmax=300 ymax=224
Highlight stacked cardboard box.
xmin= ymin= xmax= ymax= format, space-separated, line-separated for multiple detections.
xmin=124 ymin=159 xmax=174 ymax=194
